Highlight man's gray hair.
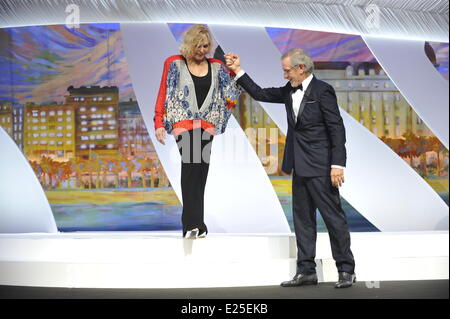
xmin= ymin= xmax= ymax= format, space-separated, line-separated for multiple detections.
xmin=282 ymin=48 xmax=314 ymax=74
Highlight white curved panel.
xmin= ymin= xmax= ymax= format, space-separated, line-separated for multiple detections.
xmin=205 ymin=118 xmax=291 ymax=233
xmin=120 ymin=23 xmax=290 ymax=233
xmin=0 ymin=126 xmax=57 ymax=233
xmin=340 ymin=111 xmax=448 ymax=231
xmin=363 ymin=37 xmax=449 ymax=149
xmin=120 ymin=23 xmax=183 ymax=201
xmin=211 ymin=25 xmax=448 ymax=231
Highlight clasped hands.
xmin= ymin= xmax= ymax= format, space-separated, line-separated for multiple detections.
xmin=224 ymin=53 xmax=241 ymax=73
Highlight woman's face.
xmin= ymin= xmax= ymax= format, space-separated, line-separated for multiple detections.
xmin=192 ymin=38 xmax=210 ymax=62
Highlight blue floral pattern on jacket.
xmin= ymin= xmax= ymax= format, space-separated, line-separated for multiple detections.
xmin=163 ymin=60 xmax=241 ymax=135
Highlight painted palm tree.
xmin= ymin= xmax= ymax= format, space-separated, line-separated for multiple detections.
xmin=111 ymin=159 xmax=123 ymax=188
xmin=89 ymin=153 xmax=101 ymax=189
xmin=39 ymin=156 xmax=57 ymax=189
xmin=125 ymin=158 xmax=136 ymax=189
xmin=136 ymin=156 xmax=152 ymax=188
xmin=29 ymin=160 xmax=45 ymax=186
xmin=70 ymin=158 xmax=83 ymax=188
xmin=57 ymin=161 xmax=73 ymax=188
xmin=99 ymin=159 xmax=109 ymax=189
xmin=429 ymin=137 xmax=448 ymax=177
xmin=402 ymin=131 xmax=420 ymax=168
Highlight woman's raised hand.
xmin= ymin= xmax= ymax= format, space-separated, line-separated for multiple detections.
xmin=224 ymin=52 xmax=241 ymax=73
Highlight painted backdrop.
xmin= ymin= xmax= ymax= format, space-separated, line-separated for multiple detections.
xmin=0 ymin=23 xmax=447 ymax=232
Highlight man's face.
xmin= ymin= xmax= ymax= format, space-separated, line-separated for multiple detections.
xmin=281 ymin=56 xmax=305 ymax=86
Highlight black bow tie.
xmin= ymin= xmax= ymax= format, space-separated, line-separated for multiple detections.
xmin=291 ymin=83 xmax=303 ymax=93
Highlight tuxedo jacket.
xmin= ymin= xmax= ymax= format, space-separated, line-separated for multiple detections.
xmin=237 ymin=73 xmax=346 ymax=177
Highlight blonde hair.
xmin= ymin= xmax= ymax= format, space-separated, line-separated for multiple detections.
xmin=179 ymin=24 xmax=213 ymax=59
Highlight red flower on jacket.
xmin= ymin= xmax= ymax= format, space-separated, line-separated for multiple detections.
xmin=226 ymin=97 xmax=237 ymax=110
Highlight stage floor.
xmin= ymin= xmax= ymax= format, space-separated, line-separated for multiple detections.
xmin=1 ymin=280 xmax=448 ymax=299
xmin=0 ymin=231 xmax=448 ymax=289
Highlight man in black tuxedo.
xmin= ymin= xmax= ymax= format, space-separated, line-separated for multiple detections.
xmin=225 ymin=49 xmax=355 ymax=288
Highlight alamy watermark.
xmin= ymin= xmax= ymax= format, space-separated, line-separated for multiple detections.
xmin=65 ymin=4 xmax=80 ymax=29
xmin=169 ymin=127 xmax=279 ymax=172
xmin=365 ymin=4 xmax=381 ymax=30
xmin=365 ymin=281 xmax=381 ymax=289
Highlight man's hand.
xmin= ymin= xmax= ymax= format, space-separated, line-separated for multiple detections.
xmin=331 ymin=168 xmax=344 ymax=188
xmin=224 ymin=52 xmax=242 ymax=74
xmin=155 ymin=127 xmax=167 ymax=145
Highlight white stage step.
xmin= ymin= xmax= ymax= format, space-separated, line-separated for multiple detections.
xmin=0 ymin=232 xmax=448 ymax=288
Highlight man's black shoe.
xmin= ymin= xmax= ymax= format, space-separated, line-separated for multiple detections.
xmin=335 ymin=272 xmax=356 ymax=288
xmin=280 ymin=273 xmax=318 ymax=287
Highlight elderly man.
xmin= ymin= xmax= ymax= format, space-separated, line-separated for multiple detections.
xmin=225 ymin=49 xmax=356 ymax=288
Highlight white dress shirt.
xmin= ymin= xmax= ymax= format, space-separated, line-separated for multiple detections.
xmin=235 ymin=70 xmax=344 ymax=170
xmin=292 ymin=73 xmax=313 ymax=119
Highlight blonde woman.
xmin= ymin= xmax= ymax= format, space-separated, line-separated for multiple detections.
xmin=154 ymin=24 xmax=241 ymax=239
